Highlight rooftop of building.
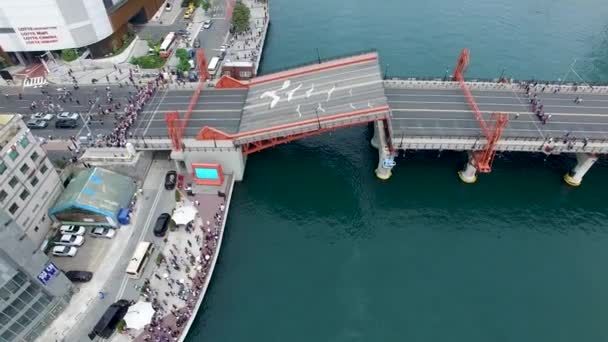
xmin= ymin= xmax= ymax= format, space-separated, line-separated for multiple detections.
xmin=49 ymin=167 xmax=136 ymax=219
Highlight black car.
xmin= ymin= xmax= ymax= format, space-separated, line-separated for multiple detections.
xmin=55 ymin=118 xmax=78 ymax=128
xmin=65 ymin=270 xmax=93 ymax=282
xmin=89 ymin=299 xmax=131 ymax=339
xmin=153 ymin=213 xmax=171 ymax=237
xmin=165 ymin=171 xmax=177 ymax=190
xmin=176 ymin=29 xmax=189 ymax=37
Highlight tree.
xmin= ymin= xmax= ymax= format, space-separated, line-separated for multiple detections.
xmin=201 ymin=0 xmax=211 ymax=11
xmin=177 ymin=59 xmax=190 ymax=73
xmin=61 ymin=49 xmax=78 ymax=62
xmin=176 ymin=48 xmax=189 ymax=60
xmin=231 ymin=1 xmax=250 ymax=33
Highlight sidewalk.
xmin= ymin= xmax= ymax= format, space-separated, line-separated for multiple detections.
xmin=112 ymin=176 xmax=233 ymax=342
xmin=224 ymin=0 xmax=269 ymax=70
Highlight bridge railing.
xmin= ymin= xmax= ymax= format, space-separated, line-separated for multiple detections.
xmin=392 ymin=135 xmax=608 ymax=154
xmin=259 ymin=48 xmax=378 ymax=76
xmin=387 ymin=75 xmax=608 ymax=87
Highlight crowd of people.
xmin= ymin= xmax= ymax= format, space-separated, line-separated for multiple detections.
xmin=103 ymin=75 xmax=165 ymax=147
xmin=132 ymin=196 xmax=226 ymax=342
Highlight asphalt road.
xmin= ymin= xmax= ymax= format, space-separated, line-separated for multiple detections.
xmin=240 ymin=53 xmax=389 ymax=133
xmin=0 ymin=83 xmax=145 ymax=139
xmin=131 ymin=88 xmax=247 ymax=137
xmin=387 ymin=88 xmax=608 ymax=139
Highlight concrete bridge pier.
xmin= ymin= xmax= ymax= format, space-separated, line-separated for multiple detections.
xmin=564 ymin=153 xmax=597 ymax=186
xmin=458 ymin=152 xmax=478 ymax=184
xmin=373 ymin=120 xmax=395 ymax=180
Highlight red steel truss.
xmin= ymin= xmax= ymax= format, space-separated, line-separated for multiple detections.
xmin=166 ymin=49 xmax=210 ymax=151
xmin=452 ymin=48 xmax=509 ymax=173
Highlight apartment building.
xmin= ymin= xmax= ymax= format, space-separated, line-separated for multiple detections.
xmin=0 ymin=209 xmax=73 ymax=342
xmin=0 ymin=114 xmax=63 ymax=246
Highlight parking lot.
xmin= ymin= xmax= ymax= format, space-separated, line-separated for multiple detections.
xmin=50 ymin=228 xmax=115 ymax=273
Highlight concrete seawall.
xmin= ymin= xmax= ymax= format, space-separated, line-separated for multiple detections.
xmin=254 ymin=3 xmax=270 ymax=76
xmin=178 ymin=176 xmax=236 ymax=342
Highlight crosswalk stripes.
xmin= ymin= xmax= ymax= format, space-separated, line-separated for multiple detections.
xmin=23 ymin=77 xmax=47 ymax=88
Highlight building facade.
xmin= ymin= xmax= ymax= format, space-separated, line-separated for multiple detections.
xmin=0 ymin=115 xmax=63 ymax=246
xmin=0 ymin=210 xmax=73 ymax=342
xmin=0 ymin=0 xmax=163 ymax=63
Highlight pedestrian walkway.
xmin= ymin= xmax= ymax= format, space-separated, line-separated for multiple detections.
xmin=224 ymin=0 xmax=268 ymax=68
xmin=114 ymin=178 xmax=232 ymax=342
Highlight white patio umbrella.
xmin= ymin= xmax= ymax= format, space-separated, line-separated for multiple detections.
xmin=173 ymin=205 xmax=197 ymax=226
xmin=123 ymin=301 xmax=155 ymax=330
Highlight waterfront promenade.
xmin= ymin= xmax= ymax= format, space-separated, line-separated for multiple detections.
xmin=112 ymin=176 xmax=234 ymax=342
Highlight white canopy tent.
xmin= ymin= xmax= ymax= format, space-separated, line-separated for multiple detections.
xmin=173 ymin=205 xmax=197 ymax=225
xmin=123 ymin=301 xmax=155 ymax=330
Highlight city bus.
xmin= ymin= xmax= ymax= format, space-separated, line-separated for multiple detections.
xmin=159 ymin=32 xmax=176 ymax=58
xmin=126 ymin=241 xmax=154 ymax=279
xmin=208 ymin=56 xmax=220 ymax=76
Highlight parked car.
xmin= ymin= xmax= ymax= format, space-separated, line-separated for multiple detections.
xmin=56 ymin=234 xmax=85 ymax=246
xmin=203 ymin=20 xmax=212 ymax=29
xmin=55 ymin=118 xmax=78 ymax=128
xmin=26 ymin=119 xmax=47 ymax=129
xmin=176 ymin=29 xmax=189 ymax=37
xmin=153 ymin=213 xmax=171 ymax=237
xmin=90 ymin=227 xmax=116 ymax=239
xmin=65 ymin=270 xmax=93 ymax=282
xmin=60 ymin=225 xmax=86 ymax=235
xmin=52 ymin=245 xmax=78 ymax=257
xmin=33 ymin=113 xmax=55 ymax=121
xmin=193 ymin=39 xmax=200 ymax=48
xmin=58 ymin=112 xmax=79 ymax=120
xmin=165 ymin=171 xmax=177 ymax=190
xmin=90 ymin=299 xmax=131 ymax=339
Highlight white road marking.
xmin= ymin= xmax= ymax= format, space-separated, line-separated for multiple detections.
xmin=296 ymin=104 xmax=302 ymax=117
xmin=349 ymin=103 xmax=356 ymax=110
xmin=391 ymin=108 xmax=608 ymax=117
xmin=260 ymin=91 xmax=280 ymax=108
xmin=287 ymin=84 xmax=302 ymax=102
xmin=306 ymin=84 xmax=314 ymax=98
xmin=389 ymin=99 xmax=608 ymax=109
xmin=279 ymin=80 xmax=291 ymax=90
xmin=327 ymin=85 xmax=336 ymax=102
xmin=144 ymin=87 xmax=171 ymax=136
xmin=349 ymin=88 xmax=353 ymax=96
xmin=317 ymin=103 xmax=325 ymax=113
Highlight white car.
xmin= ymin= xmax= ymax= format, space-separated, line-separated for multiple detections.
xmin=56 ymin=234 xmax=85 ymax=246
xmin=60 ymin=225 xmax=86 ymax=236
xmin=203 ymin=20 xmax=212 ymax=29
xmin=90 ymin=227 xmax=116 ymax=239
xmin=58 ymin=112 xmax=79 ymax=120
xmin=52 ymin=245 xmax=78 ymax=257
xmin=33 ymin=113 xmax=55 ymax=121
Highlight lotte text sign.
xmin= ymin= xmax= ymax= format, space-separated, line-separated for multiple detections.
xmin=18 ymin=26 xmax=60 ymax=46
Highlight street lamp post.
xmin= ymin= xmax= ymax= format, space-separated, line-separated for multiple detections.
xmin=384 ymin=64 xmax=390 ymax=80
xmin=315 ymin=48 xmax=321 ymax=64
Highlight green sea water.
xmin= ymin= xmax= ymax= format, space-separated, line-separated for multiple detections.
xmin=186 ymin=0 xmax=608 ymax=341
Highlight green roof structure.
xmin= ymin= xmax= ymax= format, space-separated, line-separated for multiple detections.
xmin=49 ymin=167 xmax=136 ymax=225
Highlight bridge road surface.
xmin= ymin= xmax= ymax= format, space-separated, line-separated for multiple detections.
xmin=386 ymin=88 xmax=608 ymax=140
xmin=235 ymin=52 xmax=389 ymax=141
xmin=130 ymin=88 xmax=247 ymax=137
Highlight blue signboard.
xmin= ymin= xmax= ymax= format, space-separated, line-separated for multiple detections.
xmin=37 ymin=263 xmax=59 ymax=286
